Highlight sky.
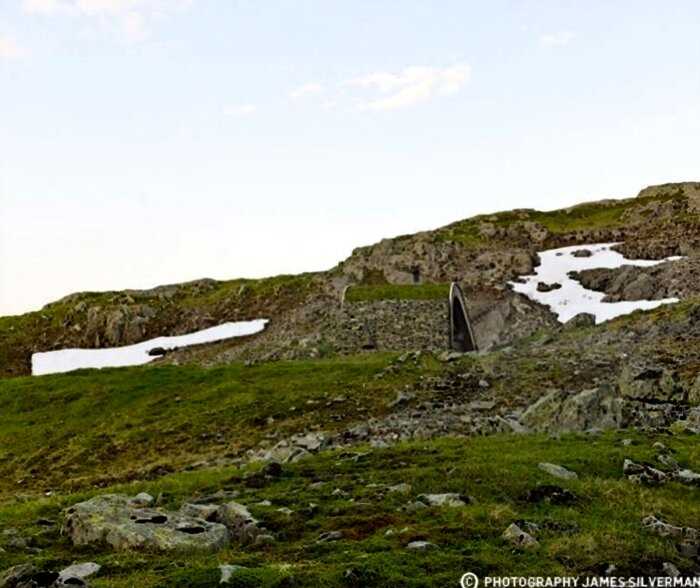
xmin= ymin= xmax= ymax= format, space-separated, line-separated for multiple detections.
xmin=1 ymin=1 xmax=699 ymax=316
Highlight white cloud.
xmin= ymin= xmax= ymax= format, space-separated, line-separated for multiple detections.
xmin=0 ymin=36 xmax=26 ymax=59
xmin=290 ymin=82 xmax=323 ymax=100
xmin=21 ymin=0 xmax=193 ymax=42
xmin=223 ymin=104 xmax=257 ymax=117
xmin=345 ymin=64 xmax=471 ymax=112
xmin=540 ymin=31 xmax=576 ymax=47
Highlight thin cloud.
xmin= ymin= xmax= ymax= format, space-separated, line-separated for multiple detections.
xmin=346 ymin=64 xmax=471 ymax=112
xmin=21 ymin=0 xmax=193 ymax=42
xmin=290 ymin=82 xmax=324 ymax=100
xmin=540 ymin=31 xmax=576 ymax=47
xmin=223 ymin=104 xmax=257 ymax=117
xmin=0 ymin=36 xmax=26 ymax=59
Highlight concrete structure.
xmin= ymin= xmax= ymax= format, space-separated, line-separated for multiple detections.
xmin=449 ymin=283 xmax=478 ymax=352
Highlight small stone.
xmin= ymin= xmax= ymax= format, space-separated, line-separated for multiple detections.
xmin=406 ymin=540 xmax=437 ymax=551
xmin=621 ymin=438 xmax=634 ymax=446
xmin=253 ymin=533 xmax=276 ymax=546
xmin=623 ymin=459 xmax=667 ymax=485
xmin=387 ymin=483 xmax=412 ymax=494
xmin=662 ymin=562 xmax=680 ymax=578
xmin=478 ymin=379 xmax=490 ymax=389
xmin=317 ymin=531 xmax=343 ymax=543
xmin=59 ymin=562 xmax=101 ymax=583
xmin=129 ymin=492 xmax=154 ymax=507
xmin=219 ymin=564 xmax=246 ymax=584
xmin=417 ymin=493 xmax=469 ymax=507
xmin=674 ymin=468 xmax=700 ymax=486
xmin=538 ymin=462 xmax=578 ymax=481
xmin=502 ymin=523 xmax=539 ymax=549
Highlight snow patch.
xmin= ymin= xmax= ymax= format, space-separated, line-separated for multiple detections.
xmin=32 ymin=319 xmax=268 ymax=376
xmin=509 ymin=243 xmax=681 ymax=324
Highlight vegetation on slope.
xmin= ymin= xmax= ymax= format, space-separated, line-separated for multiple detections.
xmin=1 ymin=433 xmax=698 ymax=586
xmin=438 ymin=185 xmax=688 ymax=247
xmin=344 ymin=283 xmax=450 ymax=303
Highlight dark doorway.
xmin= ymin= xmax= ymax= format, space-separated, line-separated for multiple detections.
xmin=411 ymin=266 xmax=421 ymax=284
xmin=449 ymin=283 xmax=477 ymax=352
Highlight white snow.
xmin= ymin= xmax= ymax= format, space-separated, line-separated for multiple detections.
xmin=509 ymin=243 xmax=681 ymax=324
xmin=31 ymin=319 xmax=268 ymax=376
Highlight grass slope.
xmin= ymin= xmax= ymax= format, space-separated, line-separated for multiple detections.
xmin=0 ymin=433 xmax=698 ymax=586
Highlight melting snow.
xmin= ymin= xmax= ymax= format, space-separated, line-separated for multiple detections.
xmin=31 ymin=319 xmax=268 ymax=376
xmin=510 ymin=243 xmax=681 ymax=324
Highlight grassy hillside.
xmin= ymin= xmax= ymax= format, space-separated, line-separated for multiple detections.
xmin=0 ymin=353 xmax=446 ymax=496
xmin=438 ymin=186 xmax=688 ymax=247
xmin=1 ymin=432 xmax=698 ymax=586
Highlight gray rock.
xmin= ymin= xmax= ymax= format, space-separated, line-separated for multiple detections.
xmin=642 ymin=515 xmax=699 ymax=542
xmin=662 ymin=562 xmax=680 ymax=578
xmin=129 ymin=492 xmax=154 ymax=507
xmin=623 ymin=459 xmax=667 ymax=485
xmin=387 ymin=483 xmax=412 ymax=494
xmin=219 ymin=564 xmax=247 ymax=584
xmin=502 ymin=523 xmax=539 ymax=549
xmin=58 ymin=562 xmax=101 ymax=583
xmin=406 ymin=540 xmax=437 ymax=550
xmin=522 ymin=386 xmax=622 ymax=433
xmin=216 ymin=501 xmax=262 ymax=543
xmin=180 ymin=503 xmax=220 ymax=521
xmin=317 ymin=531 xmax=343 ymax=543
xmin=564 ymin=313 xmax=596 ymax=329
xmin=674 ymin=468 xmax=700 ymax=486
xmin=417 ymin=493 xmax=468 ymax=507
xmin=538 ymin=462 xmax=578 ymax=480
xmin=63 ymin=494 xmax=230 ymax=552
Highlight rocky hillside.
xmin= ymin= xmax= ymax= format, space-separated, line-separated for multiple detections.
xmin=3 ymin=182 xmax=700 ymax=378
xmin=2 ymin=182 xmax=700 ymax=586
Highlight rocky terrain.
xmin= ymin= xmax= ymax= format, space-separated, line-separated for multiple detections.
xmin=1 ymin=182 xmax=700 ymax=586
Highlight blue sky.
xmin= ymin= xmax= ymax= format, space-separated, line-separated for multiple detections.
xmin=1 ymin=1 xmax=699 ymax=316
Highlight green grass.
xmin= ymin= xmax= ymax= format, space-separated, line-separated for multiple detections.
xmin=345 ymin=283 xmax=449 ymax=303
xmin=0 ymin=353 xmax=443 ymax=497
xmin=1 ymin=432 xmax=698 ymax=586
xmin=439 ymin=189 xmax=687 ymax=247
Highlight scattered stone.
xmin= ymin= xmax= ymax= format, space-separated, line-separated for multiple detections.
xmin=674 ymin=468 xmax=700 ymax=486
xmin=621 ymin=438 xmax=635 ymax=446
xmin=253 ymin=533 xmax=276 ymax=546
xmin=572 ymin=249 xmax=593 ymax=258
xmin=216 ymin=501 xmax=262 ymax=544
xmin=502 ymin=523 xmax=539 ymax=549
xmin=387 ymin=483 xmax=412 ymax=494
xmin=526 ymin=485 xmax=577 ymax=505
xmin=180 ymin=503 xmax=220 ymax=521
xmin=662 ymin=562 xmax=680 ymax=578
xmin=261 ymin=461 xmax=283 ymax=478
xmin=63 ymin=494 xmax=230 ymax=552
xmin=417 ymin=493 xmax=469 ymax=507
xmin=564 ymin=313 xmax=596 ymax=329
xmin=129 ymin=492 xmax=154 ymax=507
xmin=467 ymin=400 xmax=496 ymax=411
xmin=538 ymin=462 xmax=578 ymax=480
xmin=316 ymin=531 xmax=343 ymax=543
xmin=406 ymin=540 xmax=437 ymax=551
xmin=58 ymin=562 xmax=101 ymax=584
xmin=642 ymin=515 xmax=699 ymax=543
xmin=219 ymin=564 xmax=247 ymax=585
xmin=388 ymin=390 xmax=414 ymax=409
xmin=623 ymin=459 xmax=668 ymax=485
xmin=537 ymin=282 xmax=562 ymax=292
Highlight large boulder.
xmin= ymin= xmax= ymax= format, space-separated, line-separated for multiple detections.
xmin=62 ymin=494 xmax=229 ymax=552
xmin=521 ymin=386 xmax=622 ymax=433
xmin=618 ymin=364 xmax=686 ymax=403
